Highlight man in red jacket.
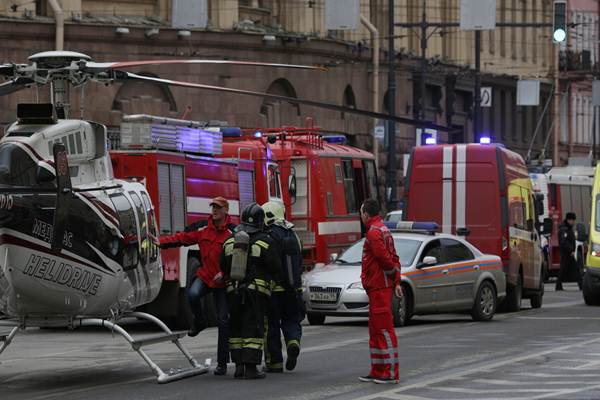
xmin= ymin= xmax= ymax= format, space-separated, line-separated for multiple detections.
xmin=358 ymin=198 xmax=401 ymax=384
xmin=159 ymin=196 xmax=234 ymax=376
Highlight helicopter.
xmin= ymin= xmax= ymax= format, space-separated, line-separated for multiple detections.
xmin=0 ymin=50 xmax=447 ymax=384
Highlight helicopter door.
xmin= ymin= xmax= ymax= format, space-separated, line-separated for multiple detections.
xmin=129 ymin=191 xmax=153 ymax=303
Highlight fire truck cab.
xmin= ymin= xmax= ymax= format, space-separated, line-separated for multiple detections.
xmin=405 ymin=143 xmax=547 ymax=311
xmin=248 ymin=126 xmax=379 ymax=266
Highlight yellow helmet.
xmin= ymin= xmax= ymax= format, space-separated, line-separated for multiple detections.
xmin=261 ymin=201 xmax=285 ymax=226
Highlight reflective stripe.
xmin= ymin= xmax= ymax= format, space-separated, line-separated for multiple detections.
xmin=251 ymin=244 xmax=261 ymax=257
xmin=224 ymin=237 xmax=235 ymax=245
xmin=287 ymin=339 xmax=300 ymax=348
xmin=383 ymin=330 xmax=396 ymax=379
xmin=224 ymin=243 xmax=234 ymax=256
xmin=254 ymin=278 xmax=268 ymax=286
xmin=266 ymin=362 xmax=284 ymax=369
xmin=247 ymin=284 xmax=271 ymax=296
xmin=273 ymin=285 xmax=286 ymax=292
xmin=456 ymin=144 xmax=466 ymax=229
xmin=442 ymin=146 xmax=453 ymax=234
xmin=255 ymin=240 xmax=269 ymax=249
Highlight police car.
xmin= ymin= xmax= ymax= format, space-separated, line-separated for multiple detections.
xmin=302 ymin=222 xmax=506 ymax=326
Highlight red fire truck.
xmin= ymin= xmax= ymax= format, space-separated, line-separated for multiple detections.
xmin=110 ymin=115 xmax=277 ymax=327
xmin=404 ymin=143 xmax=549 ymax=311
xmin=242 ymin=125 xmax=379 ymax=266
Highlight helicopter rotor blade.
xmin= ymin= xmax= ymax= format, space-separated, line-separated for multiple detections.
xmin=84 ymin=59 xmax=327 ymax=72
xmin=0 ymin=77 xmax=34 ymax=96
xmin=121 ymin=72 xmax=449 ymax=131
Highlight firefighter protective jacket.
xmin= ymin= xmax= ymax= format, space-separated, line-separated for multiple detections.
xmin=267 ymin=223 xmax=303 ymax=293
xmin=361 ymin=215 xmax=401 ymax=292
xmin=159 ymin=215 xmax=234 ymax=288
xmin=220 ymin=230 xmax=281 ymax=295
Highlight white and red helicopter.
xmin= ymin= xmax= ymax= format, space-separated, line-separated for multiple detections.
xmin=0 ymin=50 xmax=446 ymax=383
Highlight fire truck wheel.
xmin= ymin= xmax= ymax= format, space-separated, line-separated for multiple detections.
xmin=307 ymin=313 xmax=326 ymax=325
xmin=505 ymin=272 xmax=523 ymax=312
xmin=392 ymin=285 xmax=412 ymax=327
xmin=530 ymin=270 xmax=544 ymax=309
xmin=471 ymin=280 xmax=496 ymax=321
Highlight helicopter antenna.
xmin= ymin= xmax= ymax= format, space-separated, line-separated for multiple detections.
xmin=51 ymin=78 xmax=70 ymax=119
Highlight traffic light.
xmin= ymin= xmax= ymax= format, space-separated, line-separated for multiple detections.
xmin=553 ymin=0 xmax=567 ymax=43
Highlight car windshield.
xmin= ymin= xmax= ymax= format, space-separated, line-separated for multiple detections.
xmin=385 ymin=213 xmax=402 ymax=223
xmin=336 ymin=237 xmax=422 ymax=266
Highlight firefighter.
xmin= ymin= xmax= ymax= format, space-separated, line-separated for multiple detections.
xmin=556 ymin=212 xmax=579 ymax=291
xmin=358 ymin=198 xmax=401 ymax=384
xmin=221 ymin=203 xmax=281 ymax=379
xmin=159 ymin=196 xmax=234 ymax=376
xmin=261 ymin=201 xmax=304 ymax=373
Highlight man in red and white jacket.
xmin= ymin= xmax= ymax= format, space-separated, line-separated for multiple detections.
xmin=159 ymin=196 xmax=235 ymax=376
xmin=358 ymin=198 xmax=401 ymax=384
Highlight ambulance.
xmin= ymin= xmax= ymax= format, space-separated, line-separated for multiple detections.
xmin=583 ymin=164 xmax=600 ymax=305
xmin=404 ymin=143 xmax=549 ymax=311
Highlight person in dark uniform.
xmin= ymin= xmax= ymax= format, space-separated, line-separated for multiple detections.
xmin=261 ymin=201 xmax=304 ymax=373
xmin=220 ymin=203 xmax=281 ymax=379
xmin=556 ymin=212 xmax=577 ymax=291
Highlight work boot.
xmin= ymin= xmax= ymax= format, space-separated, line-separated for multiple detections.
xmin=243 ymin=364 xmax=266 ymax=379
xmin=264 ymin=365 xmax=283 ymax=373
xmin=285 ymin=343 xmax=300 ymax=371
xmin=234 ymin=364 xmax=245 ymax=379
xmin=213 ymin=363 xmax=227 ymax=376
xmin=187 ymin=318 xmax=207 ymax=337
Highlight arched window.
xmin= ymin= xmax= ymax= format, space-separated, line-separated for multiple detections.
xmin=341 ymin=84 xmax=356 ymax=120
xmin=260 ymin=78 xmax=300 ymax=126
xmin=112 ymin=72 xmax=177 ymax=114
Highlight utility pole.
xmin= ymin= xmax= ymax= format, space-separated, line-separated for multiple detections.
xmin=473 ymin=31 xmax=482 ymax=142
xmin=386 ymin=0 xmax=397 ymax=211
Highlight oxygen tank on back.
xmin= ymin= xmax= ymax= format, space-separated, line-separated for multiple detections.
xmin=230 ymin=230 xmax=250 ymax=281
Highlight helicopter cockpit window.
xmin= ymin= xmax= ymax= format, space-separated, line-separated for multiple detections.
xmin=109 ymin=193 xmax=139 ymax=271
xmin=129 ymin=191 xmax=148 ymax=266
xmin=0 ymin=143 xmax=50 ymax=187
xmin=141 ymin=192 xmax=158 ymax=263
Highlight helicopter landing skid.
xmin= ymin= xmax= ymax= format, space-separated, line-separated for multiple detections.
xmin=0 ymin=326 xmax=19 ymax=358
xmin=78 ymin=312 xmax=208 ymax=384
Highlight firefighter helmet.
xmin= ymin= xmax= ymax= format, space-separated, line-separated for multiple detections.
xmin=262 ymin=201 xmax=285 ymax=226
xmin=239 ymin=202 xmax=265 ymax=233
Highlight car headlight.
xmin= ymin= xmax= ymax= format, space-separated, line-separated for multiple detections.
xmin=591 ymin=243 xmax=600 ymax=257
xmin=348 ymin=282 xmax=364 ymax=290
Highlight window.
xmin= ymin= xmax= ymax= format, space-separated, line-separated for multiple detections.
xmin=110 ymin=193 xmax=139 ymax=270
xmin=0 ymin=143 xmax=50 ymax=187
xmin=342 ymin=160 xmax=357 ymax=213
xmin=419 ymin=239 xmax=443 ymax=265
xmin=335 ymin=164 xmax=343 ymax=183
xmin=141 ymin=192 xmax=158 ymax=263
xmin=364 ymin=160 xmax=378 ymax=199
xmin=335 ymin=237 xmax=422 ymax=267
xmin=129 ymin=191 xmax=147 ymax=265
xmin=521 ymin=187 xmax=533 ymax=230
xmin=267 ymin=163 xmax=282 ymax=200
xmin=508 ymin=184 xmax=525 ymax=229
xmin=441 ymin=239 xmax=474 ymax=263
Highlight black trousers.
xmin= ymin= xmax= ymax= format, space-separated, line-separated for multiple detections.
xmin=228 ymin=287 xmax=267 ymax=365
xmin=265 ymin=291 xmax=304 ymax=369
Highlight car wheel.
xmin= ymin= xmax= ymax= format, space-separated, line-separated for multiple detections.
xmin=583 ymin=272 xmax=600 ymax=306
xmin=307 ymin=313 xmax=326 ymax=325
xmin=530 ymin=269 xmax=544 ymax=309
xmin=471 ymin=281 xmax=497 ymax=321
xmin=392 ymin=286 xmax=411 ymax=327
xmin=505 ymin=273 xmax=522 ymax=312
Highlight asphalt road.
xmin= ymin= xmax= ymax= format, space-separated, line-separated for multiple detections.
xmin=1 ymin=282 xmax=599 ymax=400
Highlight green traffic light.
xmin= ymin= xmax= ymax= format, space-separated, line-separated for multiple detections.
xmin=553 ymin=28 xmax=566 ymax=43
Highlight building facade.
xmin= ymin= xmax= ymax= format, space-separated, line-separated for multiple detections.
xmin=0 ymin=0 xmax=572 ymax=207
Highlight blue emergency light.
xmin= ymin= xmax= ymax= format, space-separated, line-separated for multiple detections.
xmin=479 ymin=136 xmax=491 ymax=144
xmin=254 ymin=131 xmax=263 ymax=138
xmin=383 ymin=221 xmax=439 ymax=233
xmin=425 ymin=137 xmax=437 ymax=145
xmin=323 ymin=135 xmax=347 ymax=145
xmin=221 ymin=127 xmax=242 ymax=137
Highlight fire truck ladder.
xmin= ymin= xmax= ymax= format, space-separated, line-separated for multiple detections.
xmin=78 ymin=311 xmax=208 ymax=384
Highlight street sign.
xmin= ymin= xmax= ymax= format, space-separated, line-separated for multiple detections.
xmin=460 ymin=0 xmax=496 ymax=30
xmin=517 ymin=80 xmax=540 ymax=106
xmin=325 ymin=0 xmax=359 ymax=30
xmin=481 ymin=87 xmax=492 ymax=107
xmin=374 ymin=125 xmax=385 ymax=140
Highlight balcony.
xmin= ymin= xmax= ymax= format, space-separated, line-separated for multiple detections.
xmin=559 ymin=49 xmax=598 ymax=72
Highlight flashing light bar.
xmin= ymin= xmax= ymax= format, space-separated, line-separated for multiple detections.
xmin=479 ymin=136 xmax=491 ymax=144
xmin=383 ymin=221 xmax=439 ymax=233
xmin=323 ymin=135 xmax=347 ymax=145
xmin=254 ymin=131 xmax=263 ymax=138
xmin=425 ymin=137 xmax=437 ymax=145
xmin=221 ymin=127 xmax=243 ymax=137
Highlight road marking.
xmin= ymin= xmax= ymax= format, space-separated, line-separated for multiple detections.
xmin=474 ymin=378 xmax=592 ymax=386
xmin=438 ymin=388 xmax=554 ymax=394
xmin=517 ymin=316 xmax=600 ymax=320
xmin=353 ymin=335 xmax=600 ymax=400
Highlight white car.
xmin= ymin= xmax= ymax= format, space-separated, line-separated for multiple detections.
xmin=302 ymin=223 xmax=506 ymax=326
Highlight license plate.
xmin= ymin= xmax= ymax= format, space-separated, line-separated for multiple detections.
xmin=310 ymin=292 xmax=337 ymax=302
